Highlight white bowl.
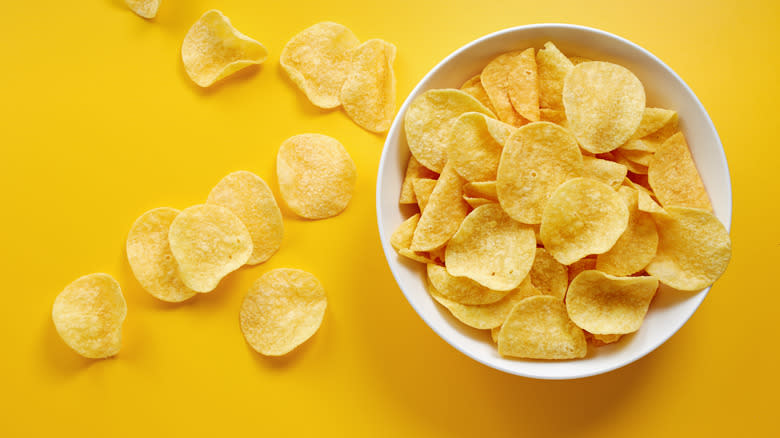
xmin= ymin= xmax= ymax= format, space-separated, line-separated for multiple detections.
xmin=376 ymin=24 xmax=732 ymax=379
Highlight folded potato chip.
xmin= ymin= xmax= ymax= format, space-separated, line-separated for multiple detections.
xmin=648 ymin=132 xmax=712 ymax=210
xmin=340 ymin=39 xmax=397 ymax=133
xmin=446 ymin=112 xmax=514 ymax=182
xmin=582 ymin=156 xmax=628 ymax=189
xmin=536 ymin=42 xmax=574 ymax=110
xmin=410 ymin=162 xmax=469 ymax=251
xmin=125 ymin=0 xmax=159 ymax=18
xmin=399 ymin=156 xmax=438 ymax=204
xmin=481 ymin=51 xmax=527 ymax=126
xmin=529 ymin=248 xmax=568 ymax=300
xmin=460 ymin=75 xmax=496 ymax=112
xmin=427 ymin=264 xmax=509 ymax=305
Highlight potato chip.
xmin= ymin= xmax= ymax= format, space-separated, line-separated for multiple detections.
xmin=539 ymin=108 xmax=567 ymax=127
xmin=428 ymin=264 xmax=509 ymax=305
xmin=52 ymin=273 xmax=127 ymax=359
xmin=620 ymin=138 xmax=658 ymax=153
xmin=541 ymin=177 xmax=629 ymax=265
xmin=566 ymin=270 xmax=658 ymax=334
xmin=182 ymin=10 xmax=268 ymax=87
xmin=613 ymin=150 xmax=649 ymax=175
xmin=126 ymin=207 xmax=197 ymax=303
xmin=648 ymin=132 xmax=712 ymax=210
xmin=429 ymin=246 xmax=446 ymax=264
xmin=411 ymin=178 xmax=437 ymax=212
xmin=497 ymin=122 xmax=584 ymax=224
xmin=620 ymin=149 xmax=654 ymax=167
xmin=637 ymin=189 xmax=665 ymax=215
xmin=405 ymin=89 xmax=494 ymax=172
xmin=445 ymin=203 xmax=536 ymax=291
xmin=460 ymin=75 xmax=496 ymax=112
xmin=280 ymin=22 xmax=360 ymax=108
xmin=568 ymin=56 xmax=592 ymax=65
xmin=463 ymin=196 xmax=493 ymax=209
xmin=536 ymin=42 xmax=574 ymax=110
xmin=277 ymin=134 xmax=357 ymax=219
xmin=529 ymin=248 xmax=568 ymax=300
xmin=596 ymin=186 xmax=659 ymax=276
xmin=590 ymin=333 xmax=622 ymax=345
xmin=563 ymin=61 xmax=645 ymax=153
xmin=168 ymin=204 xmax=253 ymax=292
xmin=399 ymin=156 xmax=438 ymax=204
xmin=642 ymin=111 xmax=679 ymax=144
xmin=508 ymin=48 xmax=540 ymax=122
xmin=125 ymin=0 xmax=159 ymax=18
xmin=390 ymin=214 xmax=436 ymax=264
xmin=497 ymin=295 xmax=586 ymax=359
xmin=462 ymin=181 xmax=497 ymax=201
xmin=568 ymin=257 xmax=597 ymax=283
xmin=410 ymin=162 xmax=470 ymax=251
xmin=207 ymin=171 xmax=283 ymax=265
xmin=340 ymin=39 xmax=397 ymax=133
xmin=446 ymin=112 xmax=514 ymax=182
xmin=491 ymin=326 xmax=500 ymax=343
xmin=582 ymin=156 xmax=628 ymax=189
xmin=240 ymin=269 xmax=327 ymax=356
xmin=481 ymin=51 xmax=527 ymax=126
xmin=645 ymin=206 xmax=731 ymax=291
xmin=631 ymin=108 xmax=677 ymax=140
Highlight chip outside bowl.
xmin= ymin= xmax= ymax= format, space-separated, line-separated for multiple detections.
xmin=376 ymin=24 xmax=732 ymax=380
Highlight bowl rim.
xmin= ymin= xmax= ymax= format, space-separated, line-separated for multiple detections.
xmin=376 ymin=23 xmax=732 ymax=379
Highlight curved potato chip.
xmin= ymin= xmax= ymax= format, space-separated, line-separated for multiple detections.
xmin=427 ymin=264 xmax=509 ymax=305
xmin=613 ymin=150 xmax=649 ymax=174
xmin=536 ymin=42 xmax=574 ymax=110
xmin=463 ymin=196 xmax=493 ymax=209
xmin=491 ymin=326 xmax=500 ymax=343
xmin=568 ymin=257 xmax=597 ymax=283
xmin=637 ymin=189 xmax=665 ymax=215
xmin=620 ymin=149 xmax=654 ymax=167
xmin=539 ymin=108 xmax=567 ymax=127
xmin=568 ymin=56 xmax=592 ymax=65
xmin=445 ymin=203 xmax=536 ymax=291
xmin=481 ymin=51 xmax=526 ymax=126
xmin=277 ymin=134 xmax=357 ymax=219
xmin=582 ymin=156 xmax=628 ymax=189
xmin=126 ymin=207 xmax=197 ymax=303
xmin=497 ymin=295 xmax=586 ymax=359
xmin=446 ymin=112 xmax=515 ymax=182
xmin=566 ymin=270 xmax=658 ymax=334
xmin=340 ymin=39 xmax=397 ymax=133
xmin=207 ymin=171 xmax=284 ymax=265
xmin=181 ymin=10 xmax=268 ymax=87
xmin=508 ymin=48 xmax=540 ymax=123
xmin=620 ymin=138 xmax=658 ymax=153
xmin=462 ymin=181 xmax=497 ymax=201
xmin=631 ymin=108 xmax=678 ymax=140
xmin=645 ymin=206 xmax=731 ymax=291
xmin=648 ymin=132 xmax=712 ymax=210
xmin=404 ymin=89 xmax=494 ymax=173
xmin=168 ymin=204 xmax=253 ymax=292
xmin=52 ymin=273 xmax=127 ymax=359
xmin=497 ymin=122 xmax=584 ymax=224
xmin=280 ymin=22 xmax=360 ymax=108
xmin=410 ymin=162 xmax=469 ymax=251
xmin=125 ymin=0 xmax=159 ymax=18
xmin=399 ymin=156 xmax=438 ymax=204
xmin=529 ymin=248 xmax=568 ymax=300
xmin=390 ymin=213 xmax=434 ymax=263
xmin=541 ymin=178 xmax=629 ymax=265
xmin=411 ymin=178 xmax=437 ymax=212
xmin=240 ymin=269 xmax=327 ymax=356
xmin=460 ymin=75 xmax=496 ymax=112
xmin=590 ymin=333 xmax=622 ymax=345
xmin=563 ymin=61 xmax=645 ymax=153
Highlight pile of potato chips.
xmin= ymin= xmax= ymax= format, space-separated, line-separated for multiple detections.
xmin=394 ymin=42 xmax=732 ymax=360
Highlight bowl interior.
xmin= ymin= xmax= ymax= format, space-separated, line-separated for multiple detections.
xmin=377 ymin=24 xmax=732 ymax=379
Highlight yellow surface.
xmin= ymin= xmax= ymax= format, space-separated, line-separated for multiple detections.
xmin=0 ymin=0 xmax=776 ymax=436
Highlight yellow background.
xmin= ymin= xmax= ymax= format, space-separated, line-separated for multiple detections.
xmin=1 ymin=0 xmax=776 ymax=436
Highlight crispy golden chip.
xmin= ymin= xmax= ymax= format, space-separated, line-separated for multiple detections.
xmin=637 ymin=189 xmax=666 ymax=214
xmin=277 ymin=134 xmax=357 ymax=219
xmin=631 ymin=108 xmax=678 ymax=140
xmin=582 ymin=156 xmax=628 ymax=189
xmin=613 ymin=150 xmax=649 ymax=175
xmin=463 ymin=196 xmax=493 ymax=209
xmin=568 ymin=257 xmax=597 ymax=283
xmin=508 ymin=48 xmax=540 ymax=122
xmin=620 ymin=149 xmax=654 ymax=167
xmin=280 ymin=22 xmax=360 ymax=108
xmin=529 ymin=248 xmax=568 ymax=300
xmin=481 ymin=51 xmax=527 ymax=126
xmin=539 ymin=108 xmax=567 ymax=127
xmin=596 ymin=186 xmax=659 ymax=276
xmin=428 ymin=264 xmax=510 ymax=305
xmin=568 ymin=56 xmax=592 ymax=65
xmin=240 ymin=269 xmax=327 ymax=356
xmin=536 ymin=42 xmax=574 ymax=110
xmin=411 ymin=178 xmax=437 ymax=212
xmin=340 ymin=39 xmax=397 ymax=133
xmin=168 ymin=204 xmax=253 ymax=292
xmin=566 ymin=270 xmax=658 ymax=334
xmin=497 ymin=122 xmax=584 ymax=224
xmin=462 ymin=181 xmax=497 ymax=201
xmin=491 ymin=326 xmax=500 ymax=343
xmin=541 ymin=178 xmax=629 ymax=265
xmin=445 ymin=204 xmax=536 ymax=291
xmin=620 ymin=138 xmax=658 ymax=153
xmin=460 ymin=75 xmax=496 ymax=112
xmin=410 ymin=162 xmax=470 ymax=251
xmin=648 ymin=132 xmax=712 ymax=210
xmin=181 ymin=10 xmax=268 ymax=87
xmin=125 ymin=0 xmax=159 ymax=18
xmin=126 ymin=207 xmax=197 ymax=303
xmin=446 ymin=112 xmax=515 ymax=182
xmin=591 ymin=333 xmax=623 ymax=345
xmin=563 ymin=61 xmax=646 ymax=153
xmin=497 ymin=295 xmax=586 ymax=359
xmin=643 ymin=112 xmax=679 ymax=144
xmin=399 ymin=156 xmax=438 ymax=204
xmin=52 ymin=273 xmax=127 ymax=359
xmin=207 ymin=171 xmax=283 ymax=265
xmin=646 ymin=206 xmax=731 ymax=291
xmin=405 ymin=89 xmax=494 ymax=172
xmin=390 ymin=213 xmax=436 ymax=264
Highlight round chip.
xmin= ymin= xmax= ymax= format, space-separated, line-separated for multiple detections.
xmin=427 ymin=264 xmax=509 ymax=305
xmin=645 ymin=206 xmax=732 ymax=291
xmin=240 ymin=269 xmax=327 ymax=356
xmin=529 ymin=248 xmax=568 ymax=300
xmin=566 ymin=270 xmax=659 ymax=334
xmin=445 ymin=204 xmax=536 ymax=291
xmin=446 ymin=112 xmax=515 ymax=182
xmin=540 ymin=177 xmax=629 ymax=265
xmin=563 ymin=61 xmax=645 ymax=153
xmin=52 ymin=273 xmax=127 ymax=359
xmin=126 ymin=207 xmax=197 ymax=303
xmin=168 ymin=204 xmax=253 ymax=293
xmin=497 ymin=121 xmax=584 ymax=224
xmin=277 ymin=134 xmax=356 ymax=219
xmin=340 ymin=39 xmax=397 ymax=133
xmin=125 ymin=0 xmax=159 ymax=18
xmin=207 ymin=171 xmax=284 ymax=265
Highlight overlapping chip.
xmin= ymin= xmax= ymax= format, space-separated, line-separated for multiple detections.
xmin=582 ymin=156 xmax=628 ymax=189
xmin=399 ymin=156 xmax=438 ymax=204
xmin=529 ymin=248 xmax=568 ymax=300
xmin=536 ymin=42 xmax=573 ymax=110
xmin=481 ymin=50 xmax=527 ymax=126
xmin=390 ymin=214 xmax=435 ymax=264
xmin=460 ymin=75 xmax=496 ymax=112
xmin=648 ymin=132 xmax=712 ymax=210
xmin=412 ymin=178 xmax=437 ymax=211
xmin=410 ymin=162 xmax=469 ymax=251
xmin=125 ymin=0 xmax=159 ymax=18
xmin=427 ymin=264 xmax=509 ymax=305
xmin=463 ymin=181 xmax=498 ymax=201
xmin=507 ymin=48 xmax=540 ymax=123
xmin=446 ymin=112 xmax=514 ymax=182
xmin=340 ymin=39 xmax=397 ymax=133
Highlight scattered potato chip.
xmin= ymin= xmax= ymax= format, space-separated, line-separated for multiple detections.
xmin=277 ymin=134 xmax=357 ymax=219
xmin=446 ymin=112 xmax=514 ymax=182
xmin=445 ymin=204 xmax=536 ymax=291
xmin=645 ymin=206 xmax=731 ymax=291
xmin=648 ymin=132 xmax=712 ymax=210
xmin=463 ymin=196 xmax=493 ymax=209
xmin=412 ymin=178 xmax=437 ymax=211
xmin=540 ymin=177 xmax=629 ymax=265
xmin=168 ymin=204 xmax=253 ymax=292
xmin=240 ymin=269 xmax=327 ymax=356
xmin=481 ymin=51 xmax=527 ymax=126
xmin=568 ymin=56 xmax=592 ymax=65
xmin=405 ymin=89 xmax=494 ymax=172
xmin=582 ymin=156 xmax=628 ymax=189
xmin=497 ymin=295 xmax=586 ymax=359
xmin=410 ymin=162 xmax=470 ymax=251
xmin=181 ymin=10 xmax=268 ymax=87
xmin=460 ymin=75 xmax=496 ymax=112
xmin=207 ymin=171 xmax=283 ymax=265
xmin=567 ymin=270 xmax=658 ymax=334
xmin=399 ymin=156 xmax=438 ymax=204
xmin=497 ymin=122 xmax=584 ymax=224
xmin=427 ymin=264 xmax=509 ymax=305
xmin=280 ymin=22 xmax=360 ymax=108
xmin=52 ymin=273 xmax=127 ymax=358
xmin=568 ymin=257 xmax=597 ymax=283
xmin=563 ymin=61 xmax=645 ymax=153
xmin=126 ymin=207 xmax=197 ymax=303
xmin=508 ymin=48 xmax=540 ymax=122
xmin=462 ymin=181 xmax=497 ymax=201
xmin=125 ymin=0 xmax=159 ymax=18
xmin=536 ymin=42 xmax=574 ymax=110
xmin=340 ymin=39 xmax=397 ymax=133
xmin=529 ymin=248 xmax=568 ymax=300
